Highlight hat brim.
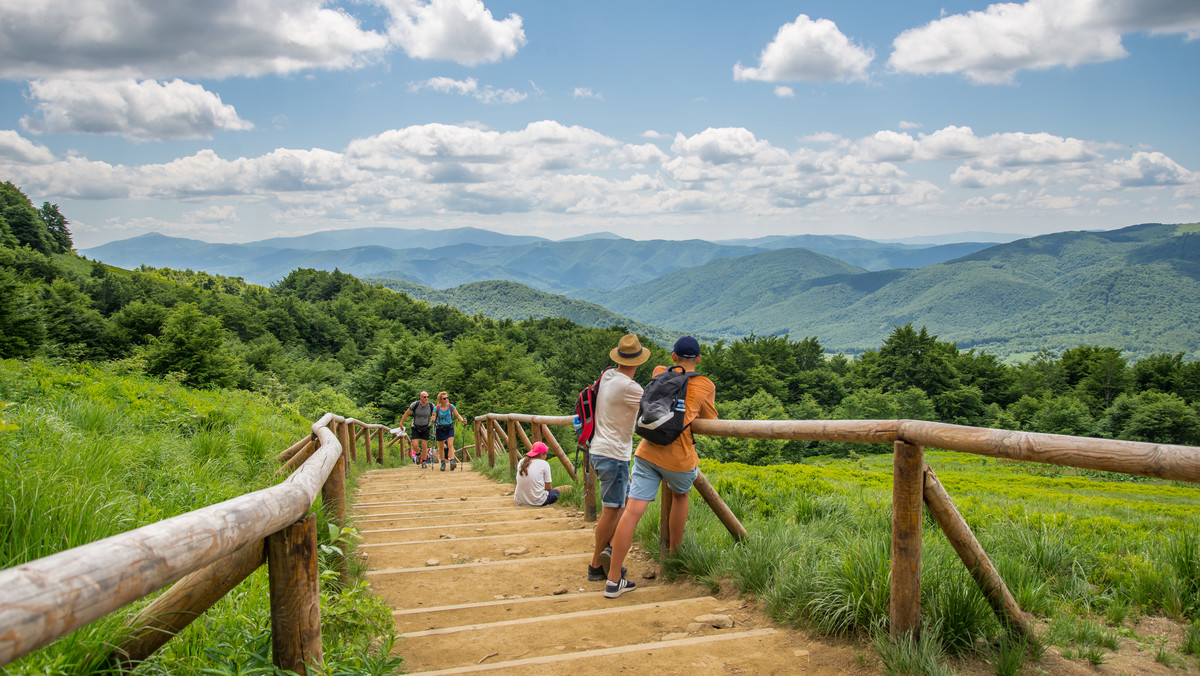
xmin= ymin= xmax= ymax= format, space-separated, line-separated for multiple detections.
xmin=610 ymin=346 xmax=651 ymax=366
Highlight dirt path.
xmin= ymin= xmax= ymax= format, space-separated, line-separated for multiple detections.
xmin=353 ymin=462 xmax=871 ymax=675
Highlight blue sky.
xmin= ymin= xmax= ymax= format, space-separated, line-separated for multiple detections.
xmin=1 ymin=0 xmax=1197 ymax=248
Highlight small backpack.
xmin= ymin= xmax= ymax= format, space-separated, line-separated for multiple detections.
xmin=636 ymin=366 xmax=702 ymax=445
xmin=573 ymin=367 xmax=613 ymax=451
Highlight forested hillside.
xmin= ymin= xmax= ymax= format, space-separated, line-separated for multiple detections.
xmin=4 ymin=181 xmax=1199 ymax=459
xmin=365 ymin=277 xmax=683 ymax=347
xmin=585 ymin=222 xmax=1200 ymax=359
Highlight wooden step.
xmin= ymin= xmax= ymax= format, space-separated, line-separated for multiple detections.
xmin=367 ymin=553 xmax=659 ymax=609
xmin=360 ymin=516 xmax=576 ymax=543
xmin=397 ymin=595 xmax=737 ymax=671
xmin=392 ymin=585 xmax=698 ymax=633
xmin=362 ymin=528 xmax=593 ymax=569
xmin=402 ymin=628 xmax=783 ymax=675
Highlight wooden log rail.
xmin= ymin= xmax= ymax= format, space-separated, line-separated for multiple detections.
xmin=478 ymin=413 xmax=1200 ymax=643
xmin=0 ymin=412 xmax=396 ymax=674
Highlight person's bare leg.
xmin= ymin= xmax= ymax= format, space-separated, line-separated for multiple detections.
xmin=591 ymin=506 xmax=625 ymax=568
xmin=668 ymin=491 xmax=689 ymax=554
xmin=607 ymin=498 xmax=650 ymax=583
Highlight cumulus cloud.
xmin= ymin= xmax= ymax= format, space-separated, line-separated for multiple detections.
xmin=384 ymin=0 xmax=526 ymax=66
xmin=20 ymin=79 xmax=253 ymax=141
xmin=4 ymin=121 xmax=1195 ymax=232
xmin=0 ymin=0 xmax=389 ymax=80
xmin=0 ymin=0 xmax=527 ymax=82
xmin=773 ymin=86 xmax=795 ymax=98
xmin=734 ymin=14 xmax=874 ymax=83
xmin=889 ymin=0 xmax=1200 ymax=84
xmin=573 ymin=87 xmax=602 ymax=100
xmin=408 ymin=76 xmax=527 ymax=103
xmin=0 ymin=129 xmax=55 ymax=164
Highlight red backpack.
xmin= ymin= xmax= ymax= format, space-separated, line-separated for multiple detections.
xmin=573 ymin=367 xmax=613 ymax=451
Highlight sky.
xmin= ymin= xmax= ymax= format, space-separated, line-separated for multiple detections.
xmin=1 ymin=0 xmax=1198 ymax=249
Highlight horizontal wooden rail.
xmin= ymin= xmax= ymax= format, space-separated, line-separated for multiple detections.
xmin=691 ymin=419 xmax=1200 ymax=484
xmin=0 ymin=413 xmax=347 ymax=666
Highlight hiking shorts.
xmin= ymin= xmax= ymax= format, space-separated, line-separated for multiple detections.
xmin=542 ymin=488 xmax=561 ymax=506
xmin=411 ymin=425 xmax=430 ymax=442
xmin=435 ymin=424 xmax=454 ymax=441
xmin=628 ymin=456 xmax=698 ymax=502
xmin=590 ymin=455 xmax=630 ymax=509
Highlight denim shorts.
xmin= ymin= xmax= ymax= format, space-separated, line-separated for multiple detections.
xmin=542 ymin=488 xmax=560 ymax=505
xmin=590 ymin=455 xmax=630 ymax=508
xmin=628 ymin=457 xmax=698 ymax=502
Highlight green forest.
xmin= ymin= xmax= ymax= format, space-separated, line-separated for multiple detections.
xmin=3 ymin=181 xmax=1199 ymax=454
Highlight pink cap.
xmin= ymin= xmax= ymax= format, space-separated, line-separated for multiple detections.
xmin=526 ymin=441 xmax=549 ymax=457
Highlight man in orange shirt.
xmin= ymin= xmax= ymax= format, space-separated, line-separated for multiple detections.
xmin=604 ymin=336 xmax=716 ymax=598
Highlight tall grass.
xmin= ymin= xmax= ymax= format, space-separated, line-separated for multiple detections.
xmin=0 ymin=358 xmax=399 ymax=675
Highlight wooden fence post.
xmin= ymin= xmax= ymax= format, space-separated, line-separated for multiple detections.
xmin=267 ymin=515 xmax=322 ymax=675
xmin=891 ymin=441 xmax=924 ymax=638
xmin=693 ymin=470 xmax=746 ymax=541
xmin=923 ymin=466 xmax=1038 ymax=645
xmin=514 ymin=421 xmax=533 ymax=452
xmin=339 ymin=420 xmax=354 ymax=463
xmin=506 ymin=420 xmax=518 ymax=471
xmin=321 ymin=452 xmax=348 ymax=586
xmin=540 ymin=424 xmax=578 ymax=481
xmin=532 ymin=423 xmax=542 ymax=443
xmin=375 ymin=427 xmax=384 ymax=464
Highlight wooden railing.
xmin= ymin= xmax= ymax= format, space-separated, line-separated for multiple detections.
xmin=473 ymin=413 xmax=747 ymax=560
xmin=477 ymin=413 xmax=1200 ymax=642
xmin=0 ymin=413 xmax=399 ymax=674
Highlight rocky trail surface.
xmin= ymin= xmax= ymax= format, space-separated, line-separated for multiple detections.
xmin=352 ymin=462 xmax=865 ymax=675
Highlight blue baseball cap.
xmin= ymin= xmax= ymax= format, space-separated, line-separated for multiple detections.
xmin=672 ymin=336 xmax=701 ymax=358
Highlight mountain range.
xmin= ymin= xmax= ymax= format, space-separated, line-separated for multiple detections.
xmin=82 ymin=223 xmax=1200 ymax=360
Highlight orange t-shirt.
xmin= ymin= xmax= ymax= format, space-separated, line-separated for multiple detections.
xmin=634 ymin=365 xmax=717 ymax=472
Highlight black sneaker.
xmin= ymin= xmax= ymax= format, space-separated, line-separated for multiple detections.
xmin=599 ymin=545 xmax=612 ymax=578
xmin=587 ymin=565 xmax=606 ymax=581
xmin=440 ymin=460 xmax=447 ymax=471
xmin=450 ymin=459 xmax=457 ymax=471
xmin=604 ymin=577 xmax=636 ymax=598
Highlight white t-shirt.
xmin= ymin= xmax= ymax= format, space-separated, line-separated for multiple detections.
xmin=588 ymin=369 xmax=644 ymax=462
xmin=514 ymin=458 xmax=553 ymax=506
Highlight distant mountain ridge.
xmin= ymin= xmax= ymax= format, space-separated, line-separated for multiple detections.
xmin=80 ymin=222 xmax=1200 ymax=359
xmin=586 ymin=222 xmax=1200 ymax=359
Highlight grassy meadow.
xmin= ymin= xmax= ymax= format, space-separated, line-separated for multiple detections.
xmin=480 ymin=441 xmax=1200 ymax=673
xmin=0 ymin=358 xmax=401 ymax=675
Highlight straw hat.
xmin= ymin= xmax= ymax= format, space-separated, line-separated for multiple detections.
xmin=610 ymin=334 xmax=650 ymax=366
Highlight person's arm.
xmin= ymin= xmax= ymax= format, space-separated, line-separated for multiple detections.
xmin=399 ymin=409 xmax=411 ymax=426
xmin=453 ymin=404 xmax=466 ymax=423
xmin=542 ymin=462 xmax=554 ymax=491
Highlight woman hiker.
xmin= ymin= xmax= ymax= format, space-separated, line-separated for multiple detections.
xmin=433 ymin=391 xmax=468 ymax=471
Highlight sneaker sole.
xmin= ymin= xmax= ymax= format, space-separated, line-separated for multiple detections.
xmin=604 ymin=584 xmax=634 ymax=599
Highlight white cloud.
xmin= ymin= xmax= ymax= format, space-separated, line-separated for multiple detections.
xmin=734 ymin=14 xmax=874 ymax=83
xmin=0 ymin=0 xmax=389 ymax=80
xmin=20 ymin=79 xmax=252 ymax=141
xmin=889 ymin=0 xmax=1200 ymax=84
xmin=384 ymin=0 xmax=526 ymax=66
xmin=0 ymin=129 xmax=55 ymax=164
xmin=898 ymin=120 xmax=921 ymax=129
xmin=5 ymin=121 xmax=1195 ymax=235
xmin=773 ymin=86 xmax=795 ymax=98
xmin=856 ymin=130 xmax=917 ymax=163
xmin=408 ymin=76 xmax=527 ymax=103
xmin=573 ymin=87 xmax=603 ymax=100
xmin=670 ymin=128 xmax=784 ymax=165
